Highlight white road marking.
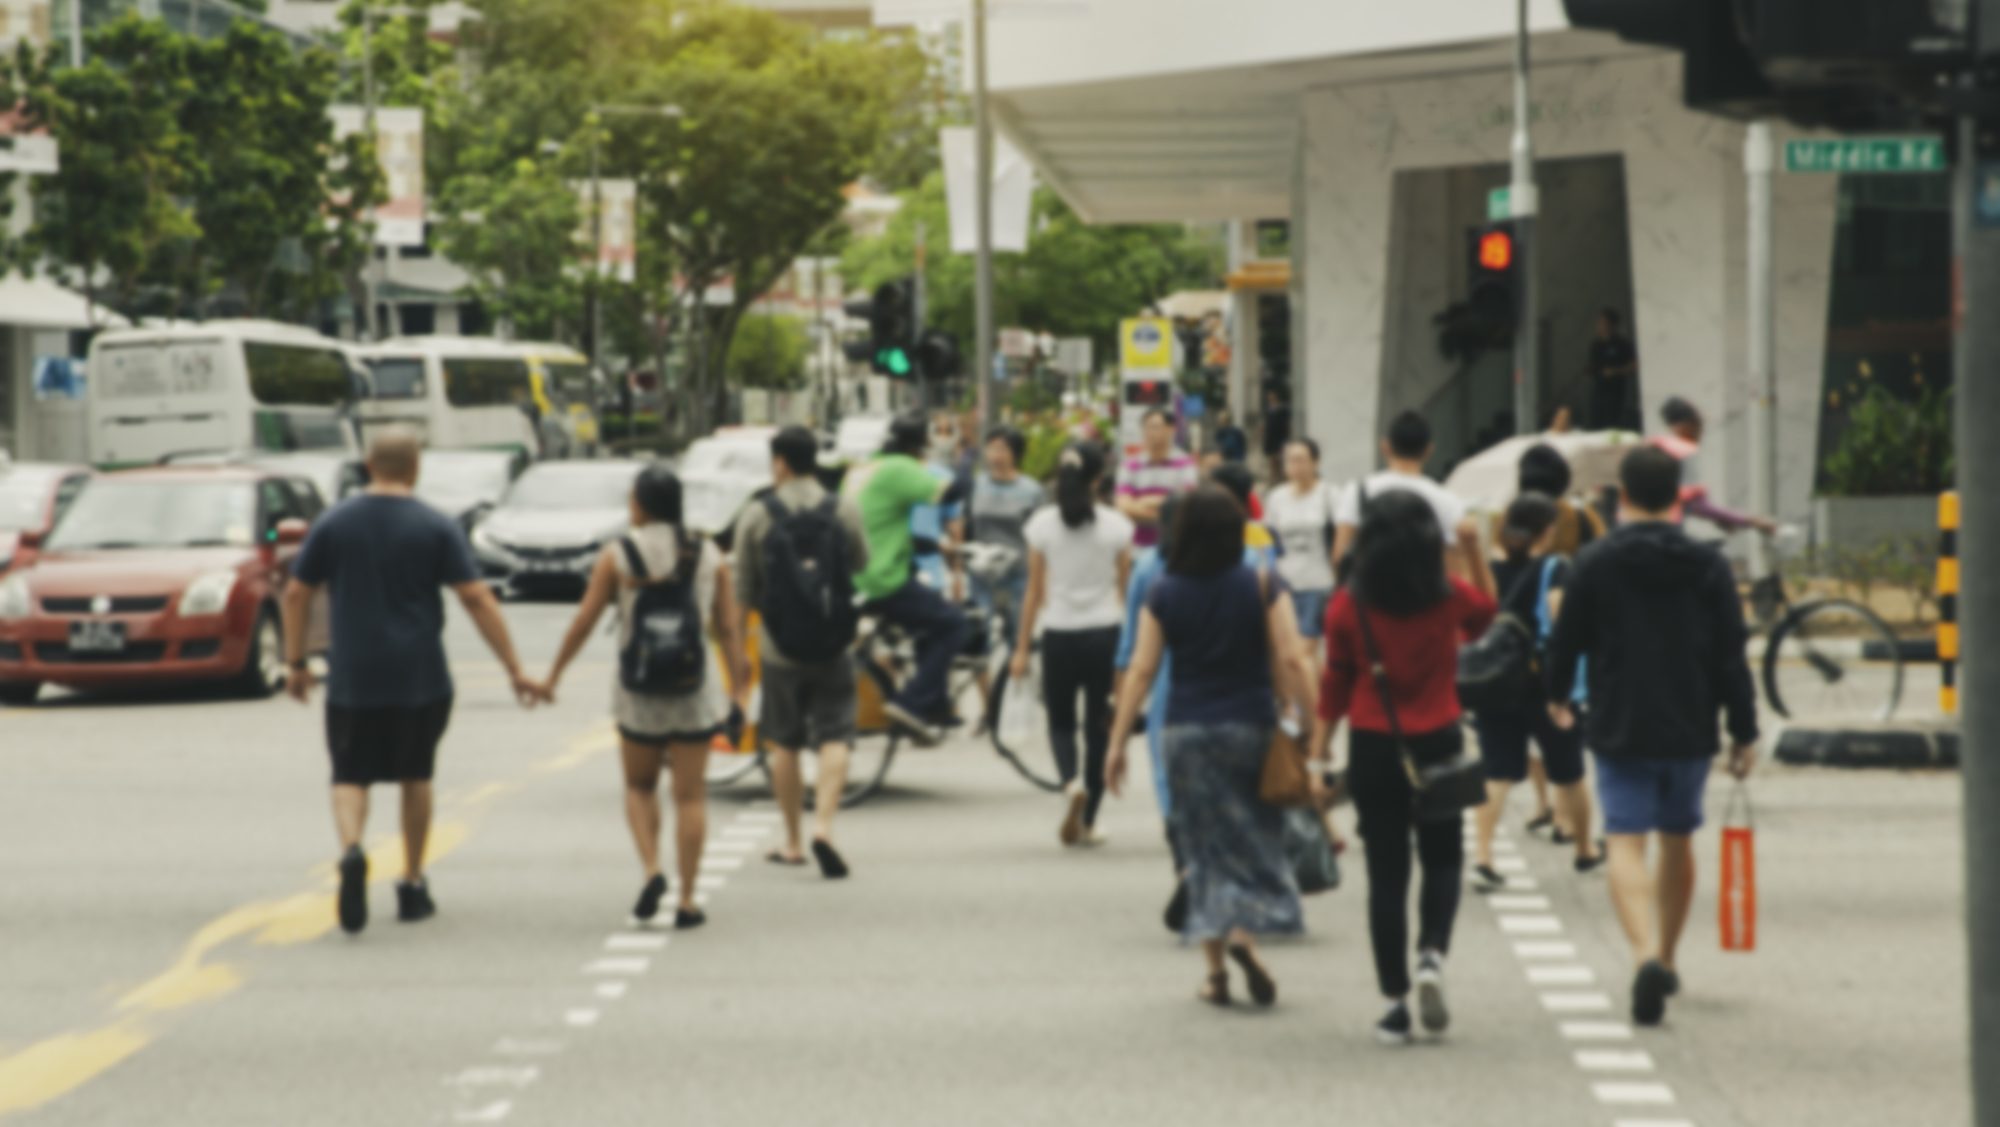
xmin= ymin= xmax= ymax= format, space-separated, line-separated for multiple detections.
xmin=1494 ymin=857 xmax=1529 ymax=872
xmin=708 ymin=837 xmax=760 ymax=853
xmin=695 ymin=875 xmax=729 ymax=891
xmin=1493 ymin=839 xmax=1520 ymax=855
xmin=1527 ymin=965 xmax=1597 ymax=986
xmin=446 ymin=1066 xmax=540 ymax=1088
xmin=700 ymin=856 xmax=747 ymax=871
xmin=1514 ymin=940 xmax=1578 ymax=959
xmin=563 ymin=1008 xmax=600 ymax=1028
xmin=595 ymin=981 xmax=629 ymax=999
xmin=1577 ymin=1050 xmax=1656 ymax=1072
xmin=1503 ymin=876 xmax=1540 ymax=891
xmin=721 ymin=825 xmax=771 ymax=839
xmin=583 ymin=956 xmax=650 ymax=975
xmin=604 ymin=933 xmax=668 ymax=952
xmin=735 ymin=811 xmax=782 ymax=824
xmin=1540 ymin=992 xmax=1614 ymax=1013
xmin=492 ymin=1038 xmax=563 ymax=1056
xmin=1593 ymin=1082 xmax=1676 ymax=1105
xmin=1499 ymin=914 xmax=1563 ymax=934
xmin=453 ymin=1100 xmax=514 ymax=1123
xmin=1488 ymin=894 xmax=1552 ymax=911
xmin=1612 ymin=1120 xmax=1695 ymax=1127
xmin=1560 ymin=1021 xmax=1636 ymax=1041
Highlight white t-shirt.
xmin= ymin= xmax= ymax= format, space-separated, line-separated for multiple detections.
xmin=1334 ymin=470 xmax=1469 ymax=539
xmin=1024 ymin=504 xmax=1135 ymax=632
xmin=1262 ymin=481 xmax=1339 ymax=593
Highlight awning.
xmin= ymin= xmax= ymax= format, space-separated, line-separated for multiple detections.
xmin=0 ymin=273 xmax=129 ymax=330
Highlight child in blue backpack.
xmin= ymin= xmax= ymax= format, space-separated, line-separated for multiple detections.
xmin=1469 ymin=493 xmax=1605 ymax=893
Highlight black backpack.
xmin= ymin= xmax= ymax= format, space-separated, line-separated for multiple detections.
xmin=618 ymin=531 xmax=707 ymax=696
xmin=758 ymin=493 xmax=858 ymax=663
xmin=1455 ymin=562 xmax=1545 ymax=717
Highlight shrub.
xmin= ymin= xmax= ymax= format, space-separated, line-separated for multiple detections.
xmin=1822 ymin=385 xmax=1954 ymax=496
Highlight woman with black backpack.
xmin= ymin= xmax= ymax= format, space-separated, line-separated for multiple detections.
xmin=538 ymin=463 xmax=750 ymax=930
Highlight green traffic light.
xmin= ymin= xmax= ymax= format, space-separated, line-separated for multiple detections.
xmin=880 ymin=348 xmax=913 ymax=377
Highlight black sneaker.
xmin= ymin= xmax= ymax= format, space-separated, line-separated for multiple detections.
xmin=1525 ymin=810 xmax=1555 ymax=834
xmin=1163 ymin=880 xmax=1189 ymax=934
xmin=1575 ymin=842 xmax=1609 ymax=874
xmin=1632 ymin=959 xmax=1673 ymax=1026
xmin=336 ymin=846 xmax=368 ymax=935
xmin=1375 ymin=1001 xmax=1414 ymax=1046
xmin=633 ymin=874 xmax=668 ymax=923
xmin=396 ymin=879 xmax=436 ymax=923
xmin=1414 ymin=952 xmax=1450 ymax=1034
xmin=1470 ymin=864 xmax=1507 ymax=893
xmin=1663 ymin=968 xmax=1682 ymax=997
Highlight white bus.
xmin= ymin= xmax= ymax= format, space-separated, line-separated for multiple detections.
xmin=357 ymin=338 xmax=540 ymax=456
xmin=84 ymin=321 xmax=364 ymax=469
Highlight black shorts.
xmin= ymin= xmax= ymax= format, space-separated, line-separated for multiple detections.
xmin=1473 ymin=707 xmax=1585 ymax=785
xmin=326 ymin=698 xmax=453 ymax=786
xmin=619 ymin=725 xmax=723 ymax=750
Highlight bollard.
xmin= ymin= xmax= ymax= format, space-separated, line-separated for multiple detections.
xmin=1940 ymin=490 xmax=1960 ymax=715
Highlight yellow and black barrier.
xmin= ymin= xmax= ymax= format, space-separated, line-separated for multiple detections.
xmin=1940 ymin=491 xmax=1959 ymax=715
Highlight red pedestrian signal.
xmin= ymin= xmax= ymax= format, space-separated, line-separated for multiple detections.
xmin=1477 ymin=229 xmax=1514 ymax=272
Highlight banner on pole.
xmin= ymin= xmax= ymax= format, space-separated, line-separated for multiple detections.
xmin=330 ymin=105 xmax=426 ymax=247
xmin=569 ymin=179 xmax=637 ymax=282
xmin=941 ymin=126 xmax=1033 ymax=255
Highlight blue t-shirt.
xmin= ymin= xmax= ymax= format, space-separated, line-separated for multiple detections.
xmin=1145 ymin=564 xmax=1277 ymax=728
xmin=293 ymin=494 xmax=479 ymax=709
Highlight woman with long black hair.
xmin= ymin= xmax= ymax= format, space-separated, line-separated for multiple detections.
xmin=1012 ymin=442 xmax=1133 ymax=846
xmin=1313 ymin=490 xmax=1496 ymax=1044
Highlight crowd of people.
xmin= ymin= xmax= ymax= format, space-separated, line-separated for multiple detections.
xmin=283 ymin=390 xmax=1763 ymax=1040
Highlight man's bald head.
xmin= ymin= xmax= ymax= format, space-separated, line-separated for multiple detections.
xmin=366 ymin=429 xmax=423 ymax=486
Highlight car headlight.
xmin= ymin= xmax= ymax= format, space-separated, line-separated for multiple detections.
xmin=178 ymin=571 xmax=239 ymax=617
xmin=0 ymin=576 xmax=28 ymax=621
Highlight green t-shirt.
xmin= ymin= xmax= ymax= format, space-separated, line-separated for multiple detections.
xmin=845 ymin=452 xmax=942 ymax=601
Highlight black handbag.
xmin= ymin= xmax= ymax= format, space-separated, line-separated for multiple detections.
xmin=1352 ymin=598 xmax=1488 ymax=822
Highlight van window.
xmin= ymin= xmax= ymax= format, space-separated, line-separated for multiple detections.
xmin=444 ymin=358 xmax=533 ymax=408
xmin=247 ymin=343 xmax=352 ymax=407
xmin=365 ymin=357 xmax=427 ymax=400
xmin=544 ymin=361 xmax=595 ymax=404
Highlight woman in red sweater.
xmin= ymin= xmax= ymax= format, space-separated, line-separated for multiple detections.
xmin=1312 ymin=490 xmax=1496 ymax=1046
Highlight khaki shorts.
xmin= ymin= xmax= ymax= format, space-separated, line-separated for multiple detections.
xmin=759 ymin=656 xmax=857 ymax=752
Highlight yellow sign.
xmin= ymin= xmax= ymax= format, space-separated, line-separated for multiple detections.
xmin=1119 ymin=317 xmax=1173 ymax=371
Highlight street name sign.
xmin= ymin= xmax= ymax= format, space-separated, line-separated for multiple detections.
xmin=1785 ymin=137 xmax=1944 ymax=174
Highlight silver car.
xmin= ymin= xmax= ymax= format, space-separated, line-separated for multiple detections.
xmin=469 ymin=461 xmax=643 ymax=597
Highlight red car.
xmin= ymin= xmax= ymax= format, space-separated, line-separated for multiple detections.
xmin=0 ymin=459 xmax=92 ymax=576
xmin=0 ymin=467 xmax=319 ymax=705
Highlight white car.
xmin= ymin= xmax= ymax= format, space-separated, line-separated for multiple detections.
xmin=679 ymin=427 xmax=776 ymax=539
xmin=830 ymin=415 xmax=891 ymax=468
xmin=470 ymin=461 xmax=644 ymax=596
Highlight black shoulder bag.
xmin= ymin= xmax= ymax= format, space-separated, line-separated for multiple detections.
xmin=1350 ymin=599 xmax=1488 ymax=822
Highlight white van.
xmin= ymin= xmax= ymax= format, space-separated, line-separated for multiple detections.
xmin=84 ymin=321 xmax=364 ymax=469
xmin=357 ymin=337 xmax=540 ymax=456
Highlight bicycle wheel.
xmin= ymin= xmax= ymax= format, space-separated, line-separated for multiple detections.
xmin=987 ymin=658 xmax=1065 ymax=792
xmin=756 ymin=659 xmax=900 ymax=809
xmin=705 ymin=745 xmax=764 ymax=791
xmin=1762 ymin=597 xmax=1905 ymax=724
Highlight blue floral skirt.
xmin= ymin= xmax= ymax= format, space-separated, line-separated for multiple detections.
xmin=1165 ymin=721 xmax=1304 ymax=942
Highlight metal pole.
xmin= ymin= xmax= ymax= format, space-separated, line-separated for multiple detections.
xmin=359 ymin=10 xmax=379 ymax=342
xmin=68 ymin=0 xmax=82 ymax=67
xmin=971 ymin=0 xmax=996 ymax=440
xmin=589 ymin=115 xmax=603 ymax=365
xmin=914 ymin=218 xmax=929 ymax=412
xmin=1953 ymin=24 xmax=2000 ymax=1115
xmin=1746 ymin=122 xmax=1777 ymax=577
xmin=1508 ymin=0 xmax=1540 ymax=435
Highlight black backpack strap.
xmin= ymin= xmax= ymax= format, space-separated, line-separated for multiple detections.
xmin=618 ymin=534 xmax=649 ymax=581
xmin=761 ymin=492 xmax=791 ymax=523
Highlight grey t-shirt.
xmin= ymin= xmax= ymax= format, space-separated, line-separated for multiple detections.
xmin=292 ymin=493 xmax=478 ymax=708
xmin=969 ymin=472 xmax=1045 ymax=560
xmin=731 ymin=477 xmax=869 ymax=666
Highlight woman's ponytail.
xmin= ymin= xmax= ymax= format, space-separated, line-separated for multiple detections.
xmin=1056 ymin=441 xmax=1105 ymax=529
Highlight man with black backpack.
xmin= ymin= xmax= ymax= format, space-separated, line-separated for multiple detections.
xmin=734 ymin=426 xmax=870 ymax=879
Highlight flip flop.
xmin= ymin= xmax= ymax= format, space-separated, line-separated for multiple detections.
xmin=1228 ymin=945 xmax=1277 ymax=1007
xmin=811 ymin=839 xmax=850 ymax=880
xmin=766 ymin=851 xmax=808 ymax=867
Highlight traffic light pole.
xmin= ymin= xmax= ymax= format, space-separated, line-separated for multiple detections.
xmin=1509 ymin=0 xmax=1540 ymax=436
xmin=1953 ymin=16 xmax=2000 ymax=1116
xmin=915 ymin=219 xmax=929 ymax=412
xmin=1746 ymin=121 xmax=1777 ymax=579
xmin=972 ymin=0 xmax=997 ymax=442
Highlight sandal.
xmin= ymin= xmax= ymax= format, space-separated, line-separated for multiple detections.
xmin=674 ymin=907 xmax=707 ymax=930
xmin=766 ymin=851 xmax=808 ymax=867
xmin=1198 ymin=971 xmax=1231 ymax=1007
xmin=1228 ymin=945 xmax=1277 ymax=1007
xmin=811 ymin=839 xmax=850 ymax=880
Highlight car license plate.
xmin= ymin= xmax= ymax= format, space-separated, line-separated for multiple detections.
xmin=69 ymin=620 xmax=127 ymax=654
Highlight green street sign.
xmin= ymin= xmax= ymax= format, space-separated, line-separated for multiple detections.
xmin=1488 ymin=186 xmax=1510 ymax=221
xmin=1785 ymin=137 xmax=1945 ymax=175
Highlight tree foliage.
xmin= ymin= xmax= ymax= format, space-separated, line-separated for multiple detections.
xmin=727 ymin=312 xmax=809 ymax=391
xmin=433 ymin=154 xmax=584 ymax=341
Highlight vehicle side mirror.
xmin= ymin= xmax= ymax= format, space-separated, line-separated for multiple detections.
xmin=274 ymin=518 xmax=309 ymax=547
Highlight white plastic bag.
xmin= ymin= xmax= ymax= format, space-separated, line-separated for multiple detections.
xmin=999 ymin=653 xmax=1045 ymax=749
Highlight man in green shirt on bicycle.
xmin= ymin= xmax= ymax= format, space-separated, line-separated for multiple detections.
xmin=843 ymin=412 xmax=971 ymax=745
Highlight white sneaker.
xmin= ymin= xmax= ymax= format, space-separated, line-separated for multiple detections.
xmin=1059 ymin=785 xmax=1088 ymax=846
xmin=883 ymin=702 xmax=942 ymax=747
xmin=1079 ymin=827 xmax=1108 ymax=848
xmin=1414 ymin=951 xmax=1450 ymax=1035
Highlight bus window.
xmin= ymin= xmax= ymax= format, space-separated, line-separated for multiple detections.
xmin=247 ymin=344 xmax=351 ymax=407
xmin=443 ymin=358 xmax=533 ymax=408
xmin=365 ymin=356 xmax=427 ymax=399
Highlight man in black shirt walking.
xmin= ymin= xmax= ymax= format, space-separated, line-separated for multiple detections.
xmin=1587 ymin=308 xmax=1640 ymax=431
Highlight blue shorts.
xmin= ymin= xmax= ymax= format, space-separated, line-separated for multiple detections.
xmin=1594 ymin=756 xmax=1713 ymax=836
xmin=1292 ymin=588 xmax=1331 ymax=640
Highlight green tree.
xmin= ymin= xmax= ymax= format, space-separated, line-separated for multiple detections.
xmin=433 ymin=154 xmax=584 ymax=340
xmin=727 ymin=312 xmax=809 ymax=391
xmin=843 ymin=174 xmax=1223 ymax=368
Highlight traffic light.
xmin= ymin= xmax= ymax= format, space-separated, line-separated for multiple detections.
xmin=841 ymin=277 xmax=919 ymax=379
xmin=917 ymin=330 xmax=961 ymax=383
xmin=1467 ymin=221 xmax=1520 ymax=331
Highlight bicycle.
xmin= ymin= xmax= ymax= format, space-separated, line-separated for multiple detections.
xmin=1749 ymin=528 xmax=1906 ymax=724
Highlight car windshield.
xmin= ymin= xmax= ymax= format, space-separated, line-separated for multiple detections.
xmin=418 ymin=457 xmax=513 ymax=503
xmin=47 ymin=480 xmax=258 ymax=551
xmin=0 ymin=475 xmax=57 ymax=531
xmin=502 ymin=467 xmax=634 ymax=511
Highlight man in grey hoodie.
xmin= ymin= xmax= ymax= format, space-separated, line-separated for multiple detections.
xmin=1545 ymin=445 xmax=1759 ymax=1027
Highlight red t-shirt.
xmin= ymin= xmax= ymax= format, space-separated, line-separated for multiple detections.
xmin=1318 ymin=578 xmax=1498 ymax=736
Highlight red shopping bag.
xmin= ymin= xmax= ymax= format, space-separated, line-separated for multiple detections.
xmin=1719 ymin=783 xmax=1757 ymax=952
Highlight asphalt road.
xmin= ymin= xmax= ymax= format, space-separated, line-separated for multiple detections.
xmin=0 ymin=600 xmax=1972 ymax=1126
